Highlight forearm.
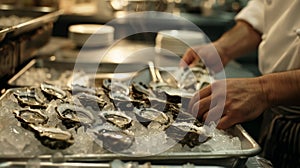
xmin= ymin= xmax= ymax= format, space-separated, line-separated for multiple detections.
xmin=214 ymin=20 xmax=262 ymax=64
xmin=259 ymin=69 xmax=300 ymax=106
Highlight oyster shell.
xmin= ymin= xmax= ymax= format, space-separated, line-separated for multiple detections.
xmin=109 ymin=93 xmax=142 ymax=111
xmin=55 ymin=103 xmax=95 ymax=129
xmin=40 ymin=82 xmax=67 ymax=100
xmin=130 ymin=82 xmax=154 ymax=99
xmin=153 ymin=88 xmax=192 ymax=108
xmin=168 ymin=107 xmax=197 ymax=124
xmin=13 ymin=107 xmax=48 ymax=125
xmin=13 ymin=88 xmax=47 ymax=109
xmin=75 ymin=92 xmax=107 ymax=111
xmin=145 ymin=97 xmax=179 ymax=112
xmin=99 ymin=111 xmax=132 ymax=129
xmin=68 ymin=84 xmax=105 ymax=96
xmin=28 ymin=124 xmax=74 ymax=149
xmin=134 ymin=108 xmax=170 ymax=127
xmin=165 ymin=122 xmax=209 ymax=148
xmin=91 ymin=127 xmax=134 ymax=152
xmin=102 ymin=79 xmax=129 ymax=96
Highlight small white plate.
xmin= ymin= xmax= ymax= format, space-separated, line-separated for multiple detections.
xmin=155 ymin=30 xmax=207 ymax=56
xmin=68 ymin=24 xmax=114 ymax=47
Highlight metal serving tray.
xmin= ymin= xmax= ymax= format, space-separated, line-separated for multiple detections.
xmin=0 ymin=6 xmax=62 ymax=42
xmin=0 ymin=86 xmax=260 ymax=167
xmin=0 ymin=161 xmax=225 ymax=168
xmin=1 ymin=86 xmax=261 ymax=167
xmin=7 ymin=58 xmax=145 ymax=88
xmin=3 ymin=57 xmax=261 ymax=168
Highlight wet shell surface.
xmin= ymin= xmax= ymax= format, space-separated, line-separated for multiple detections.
xmin=165 ymin=122 xmax=209 ymax=147
xmin=91 ymin=128 xmax=134 ymax=152
xmin=99 ymin=111 xmax=132 ymax=129
xmin=40 ymin=82 xmax=67 ymax=100
xmin=13 ymin=107 xmax=48 ymax=125
xmin=55 ymin=103 xmax=95 ymax=129
xmin=28 ymin=124 xmax=75 ymax=150
xmin=13 ymin=88 xmax=47 ymax=109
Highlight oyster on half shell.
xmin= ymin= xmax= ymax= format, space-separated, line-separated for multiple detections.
xmin=13 ymin=88 xmax=47 ymax=109
xmin=13 ymin=107 xmax=48 ymax=125
xmin=75 ymin=92 xmax=107 ymax=111
xmin=165 ymin=122 xmax=209 ymax=148
xmin=40 ymin=82 xmax=67 ymax=100
xmin=99 ymin=111 xmax=132 ymax=129
xmin=90 ymin=127 xmax=134 ymax=152
xmin=55 ymin=103 xmax=95 ymax=129
xmin=28 ymin=124 xmax=74 ymax=149
xmin=134 ymin=108 xmax=170 ymax=127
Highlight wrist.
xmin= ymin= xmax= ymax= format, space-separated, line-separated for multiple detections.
xmin=258 ymin=75 xmax=273 ymax=108
xmin=213 ymin=41 xmax=231 ymax=66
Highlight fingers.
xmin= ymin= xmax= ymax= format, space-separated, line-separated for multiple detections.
xmin=191 ymin=96 xmax=211 ymax=119
xmin=180 ymin=48 xmax=200 ymax=67
xmin=203 ymin=105 xmax=224 ymax=125
xmin=188 ymin=85 xmax=211 ymax=110
xmin=217 ymin=115 xmax=237 ymax=130
xmin=203 ymin=108 xmax=238 ymax=130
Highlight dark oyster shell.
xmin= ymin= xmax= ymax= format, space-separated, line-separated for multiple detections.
xmin=153 ymin=88 xmax=192 ymax=108
xmin=13 ymin=107 xmax=48 ymax=125
xmin=102 ymin=79 xmax=129 ymax=96
xmin=109 ymin=93 xmax=142 ymax=111
xmin=28 ymin=124 xmax=74 ymax=149
xmin=99 ymin=111 xmax=132 ymax=129
xmin=75 ymin=92 xmax=107 ymax=111
xmin=55 ymin=103 xmax=95 ymax=129
xmin=13 ymin=88 xmax=47 ymax=109
xmin=91 ymin=128 xmax=134 ymax=152
xmin=165 ymin=122 xmax=209 ymax=148
xmin=40 ymin=82 xmax=67 ymax=100
xmin=134 ymin=108 xmax=170 ymax=127
xmin=68 ymin=84 xmax=105 ymax=96
xmin=130 ymin=82 xmax=154 ymax=99
xmin=145 ymin=97 xmax=178 ymax=112
xmin=169 ymin=108 xmax=197 ymax=124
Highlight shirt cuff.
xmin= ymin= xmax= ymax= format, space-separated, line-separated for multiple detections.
xmin=235 ymin=0 xmax=264 ymax=33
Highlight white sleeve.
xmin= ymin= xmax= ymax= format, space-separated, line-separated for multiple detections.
xmin=235 ymin=0 xmax=264 ymax=33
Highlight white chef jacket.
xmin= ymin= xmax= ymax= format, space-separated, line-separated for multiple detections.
xmin=235 ymin=0 xmax=300 ymax=114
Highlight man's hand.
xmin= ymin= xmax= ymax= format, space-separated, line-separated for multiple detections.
xmin=188 ymin=77 xmax=269 ymax=129
xmin=180 ymin=43 xmax=229 ymax=73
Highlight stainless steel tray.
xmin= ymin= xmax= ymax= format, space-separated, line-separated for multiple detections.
xmin=7 ymin=58 xmax=144 ymax=87
xmin=3 ymin=58 xmax=261 ymax=167
xmin=0 ymin=160 xmax=226 ymax=168
xmin=0 ymin=6 xmax=62 ymax=42
xmin=0 ymin=88 xmax=260 ymax=168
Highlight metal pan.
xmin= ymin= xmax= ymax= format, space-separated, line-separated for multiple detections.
xmin=0 ymin=87 xmax=260 ymax=167
xmin=0 ymin=6 xmax=62 ymax=42
xmin=0 ymin=85 xmax=260 ymax=167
